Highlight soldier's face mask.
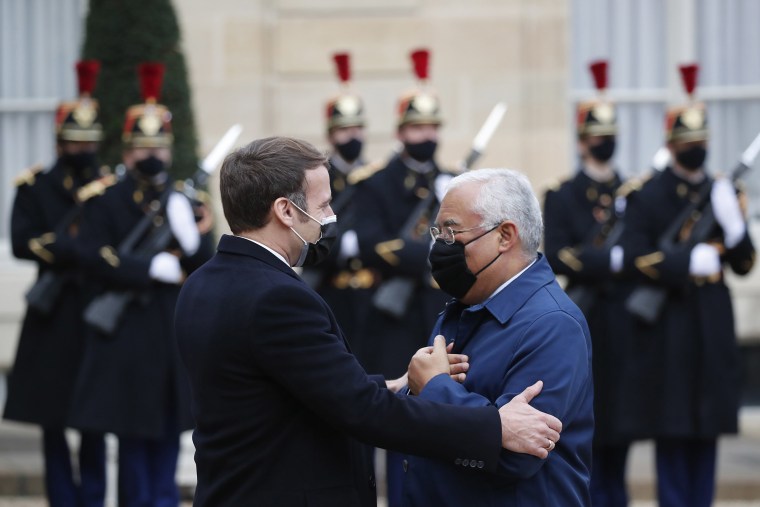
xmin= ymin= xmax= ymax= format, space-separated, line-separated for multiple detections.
xmin=675 ymin=145 xmax=707 ymax=171
xmin=404 ymin=140 xmax=438 ymax=162
xmin=61 ymin=151 xmax=98 ymax=175
xmin=335 ymin=138 xmax=362 ymax=163
xmin=289 ymin=200 xmax=338 ymax=267
xmin=135 ymin=155 xmax=166 ymax=177
xmin=428 ymin=225 xmax=500 ymax=299
xmin=588 ymin=136 xmax=616 ymax=162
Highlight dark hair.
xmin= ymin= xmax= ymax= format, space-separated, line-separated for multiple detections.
xmin=220 ymin=136 xmax=328 ymax=234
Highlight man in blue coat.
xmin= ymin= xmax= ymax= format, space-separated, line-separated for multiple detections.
xmin=175 ymin=137 xmax=565 ymax=506
xmin=404 ymin=168 xmax=594 ymax=506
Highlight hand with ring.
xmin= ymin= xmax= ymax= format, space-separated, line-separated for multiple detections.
xmin=546 ymin=439 xmax=555 ymax=451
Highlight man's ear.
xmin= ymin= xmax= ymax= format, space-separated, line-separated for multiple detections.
xmin=497 ymin=221 xmax=518 ymax=252
xmin=272 ymin=197 xmax=294 ymax=227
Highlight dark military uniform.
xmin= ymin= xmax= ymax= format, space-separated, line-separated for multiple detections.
xmin=544 ymin=59 xmax=635 ymax=507
xmin=619 ymin=63 xmax=756 ymax=507
xmin=353 ymin=154 xmax=449 ymax=378
xmin=621 ymin=167 xmax=754 ymax=439
xmin=4 ymin=60 xmax=108 ymax=507
xmin=303 ymin=158 xmax=379 ymax=355
xmin=68 ymin=174 xmax=211 ymax=438
xmin=5 ymin=162 xmax=104 ymax=426
xmin=68 ymin=62 xmax=213 ymax=506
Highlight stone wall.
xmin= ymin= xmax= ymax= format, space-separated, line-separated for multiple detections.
xmin=174 ymin=0 xmax=572 ymax=201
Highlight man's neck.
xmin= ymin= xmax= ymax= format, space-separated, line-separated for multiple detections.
xmin=671 ymin=163 xmax=705 ymax=184
xmin=582 ymin=158 xmax=615 ymax=183
xmin=330 ymin=154 xmax=360 ymax=175
xmin=401 ymin=154 xmax=435 ymax=174
xmin=238 ymin=230 xmax=292 ymax=266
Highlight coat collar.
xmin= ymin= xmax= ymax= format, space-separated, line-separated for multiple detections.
xmin=217 ymin=234 xmax=301 ymax=281
xmin=467 ymin=253 xmax=556 ymax=325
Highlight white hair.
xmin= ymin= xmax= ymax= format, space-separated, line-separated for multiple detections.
xmin=446 ymin=168 xmax=543 ymax=258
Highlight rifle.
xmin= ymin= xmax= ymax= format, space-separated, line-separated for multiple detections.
xmin=625 ymin=131 xmax=760 ymax=324
xmin=372 ymin=103 xmax=508 ymax=318
xmin=83 ymin=125 xmax=243 ymax=335
xmin=565 ymin=147 xmax=670 ymax=313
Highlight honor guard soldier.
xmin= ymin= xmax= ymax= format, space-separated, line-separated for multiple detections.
xmin=353 ymin=48 xmax=452 ymax=507
xmin=67 ymin=62 xmax=213 ymax=507
xmin=543 ymin=60 xmax=636 ymax=507
xmin=302 ymin=52 xmax=377 ymax=352
xmin=620 ymin=64 xmax=755 ymax=507
xmin=4 ymin=60 xmax=109 ymax=507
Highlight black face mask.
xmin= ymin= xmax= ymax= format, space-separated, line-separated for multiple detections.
xmin=675 ymin=145 xmax=707 ymax=171
xmin=404 ymin=140 xmax=438 ymax=162
xmin=335 ymin=138 xmax=362 ymax=163
xmin=61 ymin=152 xmax=98 ymax=174
xmin=300 ymin=220 xmax=338 ymax=267
xmin=428 ymin=226 xmax=500 ymax=299
xmin=135 ymin=155 xmax=166 ymax=177
xmin=588 ymin=137 xmax=616 ymax=162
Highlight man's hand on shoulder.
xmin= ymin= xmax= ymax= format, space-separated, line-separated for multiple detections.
xmin=499 ymin=380 xmax=562 ymax=459
xmin=407 ymin=335 xmax=468 ymax=394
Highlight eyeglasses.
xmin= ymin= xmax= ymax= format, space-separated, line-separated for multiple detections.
xmin=429 ymin=225 xmax=488 ymax=245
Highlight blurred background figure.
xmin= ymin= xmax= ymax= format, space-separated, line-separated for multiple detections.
xmin=302 ymin=52 xmax=377 ymax=358
xmin=543 ymin=59 xmax=635 ymax=507
xmin=620 ymin=64 xmax=756 ymax=507
xmin=4 ymin=60 xmax=109 ymax=507
xmin=353 ymin=48 xmax=453 ymax=507
xmin=67 ymin=62 xmax=213 ymax=507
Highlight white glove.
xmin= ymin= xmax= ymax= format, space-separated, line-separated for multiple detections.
xmin=149 ymin=252 xmax=183 ymax=284
xmin=338 ymin=229 xmax=360 ymax=260
xmin=711 ymin=178 xmax=746 ymax=249
xmin=689 ymin=243 xmax=721 ymax=277
xmin=610 ymin=245 xmax=624 ymax=274
xmin=434 ymin=174 xmax=453 ymax=202
xmin=167 ymin=192 xmax=201 ymax=255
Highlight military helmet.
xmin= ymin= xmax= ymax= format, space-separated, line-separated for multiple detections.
xmin=576 ymin=60 xmax=617 ymax=138
xmin=325 ymin=52 xmax=365 ymax=132
xmin=665 ymin=64 xmax=708 ymax=143
xmin=55 ymin=60 xmax=104 ymax=142
xmin=397 ymin=48 xmax=442 ymax=128
xmin=122 ymin=63 xmax=174 ymax=148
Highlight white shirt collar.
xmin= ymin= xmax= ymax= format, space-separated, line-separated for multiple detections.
xmin=236 ymin=235 xmax=291 ymax=268
xmin=483 ymin=258 xmax=537 ymax=304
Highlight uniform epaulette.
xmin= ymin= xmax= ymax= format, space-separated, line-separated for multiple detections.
xmin=14 ymin=164 xmax=44 ymax=187
xmin=544 ymin=177 xmax=567 ymax=194
xmin=77 ymin=174 xmax=119 ymax=203
xmin=347 ymin=160 xmax=385 ymax=186
xmin=616 ymin=171 xmax=654 ymax=198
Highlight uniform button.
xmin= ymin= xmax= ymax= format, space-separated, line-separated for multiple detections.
xmin=469 ymin=460 xmax=477 ymax=468
xmin=454 ymin=458 xmax=462 ymax=465
xmin=477 ymin=461 xmax=485 ymax=469
xmin=462 ymin=459 xmax=469 ymax=467
xmin=402 ymin=459 xmax=408 ymax=473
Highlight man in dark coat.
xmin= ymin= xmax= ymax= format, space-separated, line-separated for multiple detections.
xmin=4 ymin=60 xmax=108 ymax=507
xmin=68 ymin=63 xmax=213 ymax=507
xmin=175 ymin=136 xmax=564 ymax=507
xmin=543 ymin=60 xmax=634 ymax=506
xmin=620 ymin=64 xmax=755 ymax=507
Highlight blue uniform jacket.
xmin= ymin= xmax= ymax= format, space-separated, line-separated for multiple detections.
xmin=402 ymin=254 xmax=593 ymax=506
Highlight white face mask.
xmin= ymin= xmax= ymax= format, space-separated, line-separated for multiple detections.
xmin=289 ymin=200 xmax=338 ymax=267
